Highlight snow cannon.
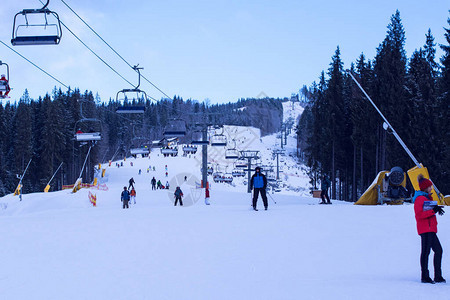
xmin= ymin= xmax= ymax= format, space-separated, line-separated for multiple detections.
xmin=347 ymin=70 xmax=448 ymax=206
xmin=355 ymin=167 xmax=411 ymax=205
xmin=407 ymin=165 xmax=450 ymax=206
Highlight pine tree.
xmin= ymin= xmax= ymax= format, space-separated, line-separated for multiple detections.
xmin=373 ymin=10 xmax=409 ymax=170
xmin=436 ymin=12 xmax=450 ymax=192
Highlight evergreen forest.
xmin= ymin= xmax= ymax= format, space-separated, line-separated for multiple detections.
xmin=297 ymin=10 xmax=450 ymax=201
xmin=0 ymin=91 xmax=282 ymax=196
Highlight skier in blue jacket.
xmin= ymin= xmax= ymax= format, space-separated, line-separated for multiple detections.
xmin=121 ymin=186 xmax=131 ymax=209
xmin=250 ymin=166 xmax=268 ymax=211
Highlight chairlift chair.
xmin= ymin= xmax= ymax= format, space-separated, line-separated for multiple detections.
xmin=223 ymin=173 xmax=233 ymax=183
xmin=235 ymin=161 xmax=248 ymax=169
xmin=210 ymin=134 xmax=227 ymax=147
xmin=130 ymin=147 xmax=150 ymax=155
xmin=164 ymin=119 xmax=186 ymax=138
xmin=74 ymin=98 xmax=103 ymax=142
xmin=225 ymin=139 xmax=239 ymax=159
xmin=116 ymin=65 xmax=146 ymax=113
xmin=160 ymin=147 xmax=178 ymax=156
xmin=11 ymin=1 xmax=62 ymax=46
xmin=116 ymin=89 xmax=146 ymax=113
xmin=210 ymin=126 xmax=227 ymax=146
xmin=75 ymin=132 xmax=101 ymax=142
xmin=183 ymin=145 xmax=197 ymax=154
xmin=191 ymin=130 xmax=209 ymax=145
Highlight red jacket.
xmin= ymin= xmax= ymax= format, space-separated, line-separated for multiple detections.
xmin=414 ymin=193 xmax=437 ymax=235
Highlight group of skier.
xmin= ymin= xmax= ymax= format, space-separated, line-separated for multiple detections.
xmin=120 ymin=177 xmax=137 ymax=209
xmin=151 ymin=177 xmax=169 ymax=190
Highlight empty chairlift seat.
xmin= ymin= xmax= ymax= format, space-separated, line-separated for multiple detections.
xmin=11 ymin=6 xmax=62 ymax=46
xmin=191 ymin=130 xmax=209 ymax=145
xmin=210 ymin=134 xmax=227 ymax=146
xmin=164 ymin=120 xmax=186 ymax=138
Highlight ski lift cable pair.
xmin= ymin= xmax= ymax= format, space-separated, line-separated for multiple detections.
xmin=35 ymin=0 xmax=136 ymax=89
xmin=58 ymin=0 xmax=173 ymax=101
xmin=0 ymin=40 xmax=69 ymax=89
xmin=51 ymin=0 xmax=183 ymax=114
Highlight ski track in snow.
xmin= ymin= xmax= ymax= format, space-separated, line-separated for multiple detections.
xmin=0 ymin=102 xmax=449 ymax=299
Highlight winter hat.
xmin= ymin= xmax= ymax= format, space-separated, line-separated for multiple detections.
xmin=418 ymin=175 xmax=432 ymax=191
xmin=255 ymin=166 xmax=261 ymax=171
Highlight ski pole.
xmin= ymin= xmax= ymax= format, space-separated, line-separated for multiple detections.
xmin=268 ymin=192 xmax=277 ymax=204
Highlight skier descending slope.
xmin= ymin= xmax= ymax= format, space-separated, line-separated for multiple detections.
xmin=250 ymin=167 xmax=268 ymax=211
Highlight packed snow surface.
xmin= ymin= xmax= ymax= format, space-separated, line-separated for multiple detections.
xmin=1 ymin=153 xmax=450 ymax=299
xmin=1 ymin=102 xmax=449 ymax=299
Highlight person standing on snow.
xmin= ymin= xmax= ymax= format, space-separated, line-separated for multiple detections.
xmin=151 ymin=177 xmax=157 ymax=190
xmin=121 ymin=186 xmax=131 ymax=209
xmin=413 ymin=175 xmax=445 ymax=284
xmin=128 ymin=177 xmax=135 ymax=190
xmin=250 ymin=166 xmax=268 ymax=211
xmin=205 ymin=187 xmax=210 ymax=205
xmin=174 ymin=186 xmax=184 ymax=206
xmin=130 ymin=187 xmax=136 ymax=204
xmin=320 ymin=174 xmax=331 ymax=204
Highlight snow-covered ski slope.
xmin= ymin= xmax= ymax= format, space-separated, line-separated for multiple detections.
xmin=1 ymin=102 xmax=450 ymax=299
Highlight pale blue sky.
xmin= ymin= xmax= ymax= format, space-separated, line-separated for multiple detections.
xmin=0 ymin=0 xmax=448 ymax=103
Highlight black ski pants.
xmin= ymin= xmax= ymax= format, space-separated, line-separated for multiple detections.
xmin=253 ymin=188 xmax=268 ymax=209
xmin=420 ymin=232 xmax=443 ymax=278
xmin=174 ymin=196 xmax=183 ymax=206
xmin=321 ymin=189 xmax=330 ymax=203
xmin=152 ymin=184 xmax=156 ymax=190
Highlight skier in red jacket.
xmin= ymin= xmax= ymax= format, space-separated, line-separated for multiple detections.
xmin=413 ymin=175 xmax=445 ymax=284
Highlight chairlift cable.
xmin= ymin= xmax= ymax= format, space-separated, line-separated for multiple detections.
xmin=59 ymin=0 xmax=173 ymax=100
xmin=46 ymin=1 xmax=187 ymax=116
xmin=38 ymin=0 xmax=135 ymax=88
xmin=0 ymin=40 xmax=69 ymax=89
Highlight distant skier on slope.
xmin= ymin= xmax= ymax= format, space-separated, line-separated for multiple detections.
xmin=130 ymin=187 xmax=136 ymax=204
xmin=413 ymin=175 xmax=445 ymax=284
xmin=151 ymin=177 xmax=157 ymax=190
xmin=128 ymin=177 xmax=135 ymax=190
xmin=320 ymin=174 xmax=331 ymax=204
xmin=174 ymin=186 xmax=184 ymax=206
xmin=250 ymin=167 xmax=268 ymax=211
xmin=121 ymin=186 xmax=130 ymax=209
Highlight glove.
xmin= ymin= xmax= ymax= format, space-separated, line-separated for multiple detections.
xmin=433 ymin=206 xmax=445 ymax=216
